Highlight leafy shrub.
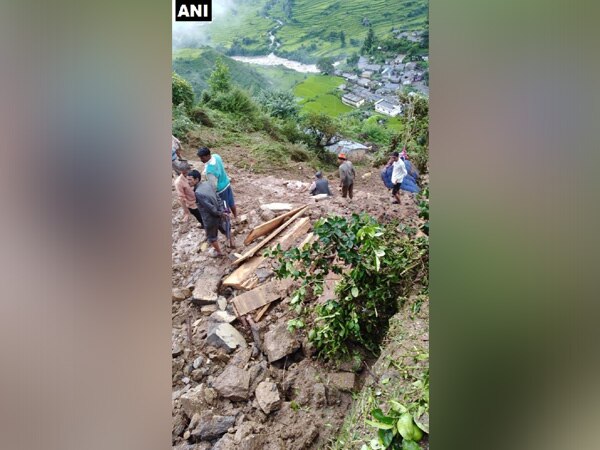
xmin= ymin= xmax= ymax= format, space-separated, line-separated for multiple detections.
xmin=172 ymin=103 xmax=196 ymax=139
xmin=255 ymin=90 xmax=299 ymax=119
xmin=268 ymin=214 xmax=429 ymax=360
xmin=206 ymin=87 xmax=257 ymax=115
xmin=172 ymin=72 xmax=194 ymax=112
xmin=287 ymin=143 xmax=311 ymax=162
xmin=189 ymin=107 xmax=214 ymax=127
xmin=417 ymin=187 xmax=429 ymax=235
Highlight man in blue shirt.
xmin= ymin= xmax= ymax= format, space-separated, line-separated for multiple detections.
xmin=197 ymin=147 xmax=238 ymax=219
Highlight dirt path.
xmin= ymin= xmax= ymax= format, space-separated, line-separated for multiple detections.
xmin=171 ymin=160 xmax=424 ymax=449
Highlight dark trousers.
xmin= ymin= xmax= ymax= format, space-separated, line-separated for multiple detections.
xmin=342 ymin=183 xmax=354 ymax=199
xmin=188 ymin=208 xmax=204 ymax=228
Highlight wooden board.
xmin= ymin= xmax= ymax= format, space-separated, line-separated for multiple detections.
xmin=234 ymin=206 xmax=308 ymax=266
xmin=254 ymin=303 xmax=271 ymax=322
xmin=244 ymin=205 xmax=307 ymax=246
xmin=277 ymin=217 xmax=311 ymax=251
xmin=222 ymin=256 xmax=265 ymax=289
xmin=232 ymin=279 xmax=293 ymax=317
xmin=298 ymin=232 xmax=315 ymax=250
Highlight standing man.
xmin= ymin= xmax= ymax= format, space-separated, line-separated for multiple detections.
xmin=197 ymin=147 xmax=238 ymax=219
xmin=337 ymin=153 xmax=356 ymax=199
xmin=390 ymin=151 xmax=408 ymax=204
xmin=188 ymin=170 xmax=233 ymax=257
xmin=174 ymin=162 xmax=204 ymax=227
xmin=309 ymin=171 xmax=333 ymax=196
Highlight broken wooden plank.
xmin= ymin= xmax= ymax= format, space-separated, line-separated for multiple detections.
xmin=232 ymin=279 xmax=292 ymax=317
xmin=244 ymin=205 xmax=306 ymax=246
xmin=234 ymin=206 xmax=308 ymax=266
xmin=254 ymin=303 xmax=271 ymax=322
xmin=276 ymin=217 xmax=311 ymax=251
xmin=297 ymin=232 xmax=315 ymax=251
xmin=222 ymin=256 xmax=265 ymax=289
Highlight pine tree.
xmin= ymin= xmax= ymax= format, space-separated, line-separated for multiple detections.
xmin=361 ymin=26 xmax=375 ymax=54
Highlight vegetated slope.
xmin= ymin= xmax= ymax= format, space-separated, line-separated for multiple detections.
xmin=194 ymin=0 xmax=428 ymax=61
xmin=173 ymin=47 xmax=306 ymax=98
xmin=273 ymin=0 xmax=429 ymax=59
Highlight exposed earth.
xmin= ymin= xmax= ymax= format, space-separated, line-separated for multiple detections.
xmin=171 ymin=148 xmax=427 ymax=449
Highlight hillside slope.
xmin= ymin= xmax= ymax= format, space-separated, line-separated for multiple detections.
xmin=173 ymin=47 xmax=306 ymax=97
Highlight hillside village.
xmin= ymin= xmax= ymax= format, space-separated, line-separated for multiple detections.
xmin=337 ymin=30 xmax=429 ymax=118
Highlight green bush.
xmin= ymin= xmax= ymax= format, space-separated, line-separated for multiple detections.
xmin=189 ymin=107 xmax=214 ymax=127
xmin=268 ymin=214 xmax=429 ymax=361
xmin=172 ymin=103 xmax=196 ymax=139
xmin=206 ymin=87 xmax=257 ymax=116
xmin=172 ymin=72 xmax=194 ymax=112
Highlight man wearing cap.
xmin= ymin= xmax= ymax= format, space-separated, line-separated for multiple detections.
xmin=390 ymin=151 xmax=408 ymax=204
xmin=174 ymin=161 xmax=204 ymax=227
xmin=337 ymin=153 xmax=356 ymax=199
xmin=309 ymin=171 xmax=333 ymax=196
xmin=197 ymin=147 xmax=238 ymax=219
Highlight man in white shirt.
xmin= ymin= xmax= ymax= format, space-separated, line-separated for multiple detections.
xmin=390 ymin=151 xmax=407 ymax=204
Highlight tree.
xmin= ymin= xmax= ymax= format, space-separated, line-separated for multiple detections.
xmin=256 ymin=90 xmax=299 ymax=119
xmin=340 ymin=31 xmax=346 ymax=48
xmin=208 ymin=57 xmax=231 ymax=93
xmin=302 ymin=112 xmax=339 ymax=147
xmin=172 ymin=72 xmax=194 ymax=111
xmin=361 ymin=26 xmax=375 ymax=54
xmin=317 ymin=57 xmax=335 ymax=75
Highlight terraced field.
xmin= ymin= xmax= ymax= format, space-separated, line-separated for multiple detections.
xmin=189 ymin=0 xmax=428 ymax=61
xmin=293 ymin=75 xmax=352 ymax=116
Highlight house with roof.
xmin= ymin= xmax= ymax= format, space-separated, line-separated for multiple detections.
xmin=324 ymin=140 xmax=370 ymax=161
xmin=341 ymin=92 xmax=365 ymax=108
xmin=375 ymin=99 xmax=402 ymax=117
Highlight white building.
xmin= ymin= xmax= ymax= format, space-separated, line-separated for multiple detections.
xmin=375 ymin=99 xmax=402 ymax=117
xmin=341 ymin=93 xmax=365 ymax=108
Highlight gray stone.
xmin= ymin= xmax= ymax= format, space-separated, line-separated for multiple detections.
xmin=193 ymin=356 xmax=204 ymax=369
xmin=172 ymin=343 xmax=183 ymax=357
xmin=213 ymin=365 xmax=250 ymax=401
xmin=201 ymin=304 xmax=218 ymax=315
xmin=328 ymin=372 xmax=356 ymax=392
xmin=172 ymin=413 xmax=188 ymax=439
xmin=263 ymin=323 xmax=300 ymax=362
xmin=255 ymin=381 xmax=281 ymax=414
xmin=210 ymin=310 xmax=237 ymax=324
xmin=190 ymin=414 xmax=236 ymax=441
xmin=217 ymin=296 xmax=228 ymax=310
xmin=172 ymin=288 xmax=188 ymax=301
xmin=206 ymin=323 xmax=247 ymax=353
xmin=180 ymin=384 xmax=209 ymax=417
xmin=213 ymin=433 xmax=237 ymax=450
xmin=312 ymin=383 xmax=327 ymax=408
xmin=192 ymin=276 xmax=221 ymax=305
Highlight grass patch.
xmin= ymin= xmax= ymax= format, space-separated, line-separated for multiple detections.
xmin=294 ymin=75 xmax=352 ymax=117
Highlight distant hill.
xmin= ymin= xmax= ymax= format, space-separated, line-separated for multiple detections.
xmin=172 ymin=47 xmax=306 ymax=99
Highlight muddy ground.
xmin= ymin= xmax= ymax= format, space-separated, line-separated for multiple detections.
xmin=171 ymin=154 xmax=425 ymax=450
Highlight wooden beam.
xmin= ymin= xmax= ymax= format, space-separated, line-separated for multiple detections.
xmin=244 ymin=205 xmax=307 ymax=246
xmin=277 ymin=217 xmax=311 ymax=251
xmin=232 ymin=279 xmax=292 ymax=317
xmin=254 ymin=303 xmax=271 ymax=322
xmin=234 ymin=206 xmax=308 ymax=266
xmin=222 ymin=256 xmax=264 ymax=290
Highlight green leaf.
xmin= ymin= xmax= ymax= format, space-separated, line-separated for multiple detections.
xmin=377 ymin=428 xmax=394 ymax=447
xmin=401 ymin=440 xmax=420 ymax=450
xmin=371 ymin=408 xmax=395 ymax=425
xmin=365 ymin=419 xmax=395 ymax=430
xmin=351 ymin=287 xmax=359 ymax=297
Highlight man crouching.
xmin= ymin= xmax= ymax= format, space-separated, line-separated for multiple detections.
xmin=188 ymin=170 xmax=233 ymax=257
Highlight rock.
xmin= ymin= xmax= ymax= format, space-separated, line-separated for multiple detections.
xmin=238 ymin=214 xmax=248 ymax=224
xmin=217 ymin=296 xmax=228 ymax=310
xmin=210 ymin=310 xmax=237 ymax=324
xmin=201 ymin=304 xmax=218 ymax=315
xmin=203 ymin=387 xmax=217 ymax=405
xmin=180 ymin=384 xmax=209 ymax=417
xmin=172 ymin=288 xmax=188 ymax=301
xmin=172 ymin=414 xmax=188 ymax=439
xmin=259 ymin=208 xmax=275 ymax=221
xmin=261 ymin=203 xmax=293 ymax=212
xmin=212 ymin=433 xmax=237 ymax=450
xmin=206 ymin=323 xmax=247 ymax=353
xmin=182 ymin=430 xmax=190 ymax=440
xmin=255 ymin=381 xmax=281 ymax=414
xmin=192 ymin=276 xmax=221 ymax=304
xmin=193 ymin=356 xmax=204 ymax=369
xmin=190 ymin=414 xmax=236 ymax=441
xmin=172 ymin=343 xmax=183 ymax=357
xmin=312 ymin=383 xmax=327 ymax=408
xmin=234 ymin=421 xmax=262 ymax=443
xmin=263 ymin=323 xmax=301 ymax=362
xmin=361 ymin=172 xmax=372 ymax=179
xmin=328 ymin=372 xmax=356 ymax=392
xmin=213 ymin=365 xmax=251 ymax=401
xmin=255 ymin=267 xmax=273 ymax=283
